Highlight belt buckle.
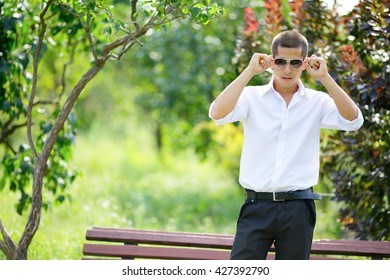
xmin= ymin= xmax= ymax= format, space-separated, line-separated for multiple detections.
xmin=273 ymin=192 xmax=285 ymax=201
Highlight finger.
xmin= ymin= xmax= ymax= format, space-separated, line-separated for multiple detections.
xmin=258 ymin=55 xmax=272 ymax=68
xmin=258 ymin=54 xmax=269 ymax=63
xmin=258 ymin=56 xmax=266 ymax=66
xmin=306 ymin=58 xmax=319 ymax=70
xmin=304 ymin=61 xmax=314 ymax=71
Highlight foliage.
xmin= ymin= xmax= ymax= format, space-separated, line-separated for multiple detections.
xmin=194 ymin=121 xmax=243 ymax=179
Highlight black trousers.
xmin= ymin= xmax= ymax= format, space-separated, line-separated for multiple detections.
xmin=230 ymin=199 xmax=316 ymax=260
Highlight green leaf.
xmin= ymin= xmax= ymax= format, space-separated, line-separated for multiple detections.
xmin=193 ymin=3 xmax=206 ymax=9
xmin=103 ymin=26 xmax=112 ymax=35
xmin=182 ymin=5 xmax=189 ymax=14
xmin=41 ymin=122 xmax=52 ymax=133
xmin=190 ymin=7 xmax=201 ymax=18
xmin=56 ymin=195 xmax=65 ymax=203
xmin=87 ymin=2 xmax=95 ymax=11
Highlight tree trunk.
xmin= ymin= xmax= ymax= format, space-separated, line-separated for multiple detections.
xmin=17 ymin=157 xmax=46 ymax=259
xmin=0 ymin=220 xmax=26 ymax=259
xmin=0 ymin=157 xmax=46 ymax=260
xmin=156 ymin=123 xmax=163 ymax=151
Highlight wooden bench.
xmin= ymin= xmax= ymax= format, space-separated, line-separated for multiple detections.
xmin=82 ymin=227 xmax=390 ymax=260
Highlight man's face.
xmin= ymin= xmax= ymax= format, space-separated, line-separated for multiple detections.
xmin=271 ymin=46 xmax=305 ymax=94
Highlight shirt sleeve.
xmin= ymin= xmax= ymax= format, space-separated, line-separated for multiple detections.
xmin=320 ymin=93 xmax=364 ymax=131
xmin=209 ymin=87 xmax=251 ymax=126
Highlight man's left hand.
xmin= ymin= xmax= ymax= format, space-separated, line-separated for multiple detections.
xmin=304 ymin=55 xmax=329 ymax=81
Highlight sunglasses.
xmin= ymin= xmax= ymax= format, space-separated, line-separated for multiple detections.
xmin=274 ymin=58 xmax=303 ymax=70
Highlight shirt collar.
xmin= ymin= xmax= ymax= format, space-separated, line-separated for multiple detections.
xmin=263 ymin=76 xmax=308 ymax=98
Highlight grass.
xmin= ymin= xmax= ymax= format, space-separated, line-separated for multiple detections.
xmin=0 ymin=119 xmax=343 ymax=259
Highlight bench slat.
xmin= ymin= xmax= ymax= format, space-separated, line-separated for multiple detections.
xmin=83 ymin=227 xmax=390 ymax=260
xmin=90 ymin=227 xmax=389 ymax=250
xmin=86 ymin=228 xmax=233 ymax=249
xmin=92 ymin=227 xmax=234 ymax=238
xmin=83 ymin=244 xmax=231 ymax=260
xmin=313 ymin=239 xmax=390 ymax=249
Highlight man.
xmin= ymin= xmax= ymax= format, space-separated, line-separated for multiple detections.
xmin=209 ymin=30 xmax=363 ymax=260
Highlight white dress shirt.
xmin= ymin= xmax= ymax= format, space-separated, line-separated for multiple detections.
xmin=209 ymin=77 xmax=364 ymax=192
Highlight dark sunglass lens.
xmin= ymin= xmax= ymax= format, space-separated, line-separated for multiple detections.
xmin=275 ymin=59 xmax=287 ymax=67
xmin=290 ymin=60 xmax=303 ymax=69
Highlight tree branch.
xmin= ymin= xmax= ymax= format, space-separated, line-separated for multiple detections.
xmin=101 ymin=7 xmax=183 ymax=63
xmin=85 ymin=13 xmax=98 ymax=60
xmin=0 ymin=220 xmax=5 ymax=245
xmin=4 ymin=141 xmax=17 ymax=155
xmin=0 ymin=119 xmax=28 ymax=145
xmin=33 ymin=99 xmax=58 ymax=106
xmin=61 ymin=4 xmax=97 ymax=62
xmin=131 ymin=0 xmax=140 ymax=30
xmin=32 ymin=39 xmax=77 ymax=107
xmin=27 ymin=0 xmax=54 ymax=159
xmin=59 ymin=41 xmax=79 ymax=100
xmin=116 ymin=40 xmax=138 ymax=60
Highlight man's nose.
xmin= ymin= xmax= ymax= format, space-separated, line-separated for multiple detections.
xmin=284 ymin=63 xmax=292 ymax=73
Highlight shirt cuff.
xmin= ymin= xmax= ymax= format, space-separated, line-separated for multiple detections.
xmin=339 ymin=107 xmax=364 ymax=131
xmin=208 ymin=101 xmax=234 ymax=126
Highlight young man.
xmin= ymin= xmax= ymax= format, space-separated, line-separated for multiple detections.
xmin=209 ymin=30 xmax=364 ymax=260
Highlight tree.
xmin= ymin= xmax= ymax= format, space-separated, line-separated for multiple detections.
xmin=0 ymin=0 xmax=222 ymax=260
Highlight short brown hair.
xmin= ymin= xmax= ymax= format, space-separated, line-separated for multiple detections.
xmin=271 ymin=30 xmax=308 ymax=58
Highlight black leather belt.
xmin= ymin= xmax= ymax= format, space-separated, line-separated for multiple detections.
xmin=245 ymin=188 xmax=322 ymax=201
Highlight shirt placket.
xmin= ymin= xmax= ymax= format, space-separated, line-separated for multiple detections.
xmin=271 ymin=106 xmax=288 ymax=187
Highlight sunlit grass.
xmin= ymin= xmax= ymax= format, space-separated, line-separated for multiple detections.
xmin=0 ymin=119 xmax=343 ymax=259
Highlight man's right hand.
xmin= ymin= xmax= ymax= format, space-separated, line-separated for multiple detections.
xmin=247 ymin=53 xmax=274 ymax=75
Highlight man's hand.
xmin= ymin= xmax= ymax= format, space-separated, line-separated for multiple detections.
xmin=304 ymin=55 xmax=329 ymax=81
xmin=247 ymin=53 xmax=274 ymax=76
